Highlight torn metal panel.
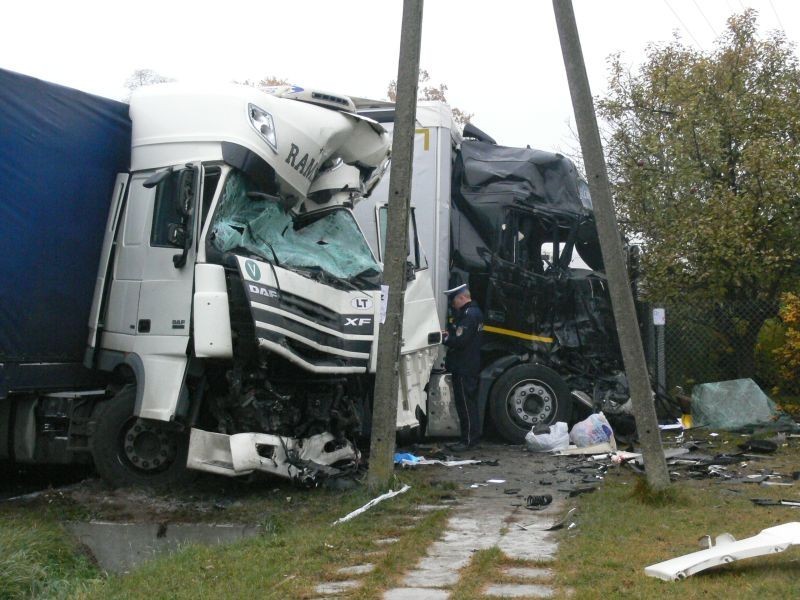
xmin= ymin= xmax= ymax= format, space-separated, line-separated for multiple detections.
xmin=644 ymin=522 xmax=800 ymax=581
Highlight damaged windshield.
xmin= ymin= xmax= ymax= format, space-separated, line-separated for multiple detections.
xmin=209 ymin=170 xmax=381 ymax=286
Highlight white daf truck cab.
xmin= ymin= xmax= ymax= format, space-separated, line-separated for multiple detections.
xmin=80 ymin=83 xmax=440 ymax=486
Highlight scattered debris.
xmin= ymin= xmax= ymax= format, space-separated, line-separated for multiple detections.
xmin=565 ymin=486 xmax=597 ymax=498
xmin=393 ymin=452 xmax=483 ymax=468
xmin=738 ymin=439 xmax=778 ymax=454
xmin=555 ymin=442 xmax=616 ymax=455
xmin=545 ymin=507 xmax=578 ymax=531
xmin=525 ymin=494 xmax=553 ymax=510
xmin=607 ymin=450 xmax=641 ymax=464
xmin=332 ymin=484 xmax=411 ymax=526
xmin=750 ymin=498 xmax=800 ymax=507
xmin=645 ymin=522 xmax=800 ymax=581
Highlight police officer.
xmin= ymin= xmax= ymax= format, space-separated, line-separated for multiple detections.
xmin=443 ymin=284 xmax=483 ymax=452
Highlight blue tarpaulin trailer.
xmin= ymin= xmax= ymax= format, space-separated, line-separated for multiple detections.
xmin=0 ymin=69 xmax=131 ymax=396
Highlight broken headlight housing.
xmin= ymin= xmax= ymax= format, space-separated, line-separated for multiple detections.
xmin=248 ymin=104 xmax=277 ymax=153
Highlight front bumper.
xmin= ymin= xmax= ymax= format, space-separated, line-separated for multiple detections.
xmin=186 ymin=428 xmax=359 ymax=484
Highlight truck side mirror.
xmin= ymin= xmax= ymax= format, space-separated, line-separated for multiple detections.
xmin=175 ymin=169 xmax=195 ymax=217
xmin=167 ymin=223 xmax=186 ymax=247
xmin=172 ymin=167 xmax=199 ymax=268
xmin=143 ymin=169 xmax=171 ymax=189
xmin=405 ymin=260 xmax=416 ymax=282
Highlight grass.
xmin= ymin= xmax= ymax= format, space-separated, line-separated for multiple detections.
xmin=5 ymin=436 xmax=800 ymax=599
xmin=0 ymin=471 xmax=452 ymax=599
xmin=0 ymin=512 xmax=100 ymax=599
xmin=553 ymin=442 xmax=800 ymax=599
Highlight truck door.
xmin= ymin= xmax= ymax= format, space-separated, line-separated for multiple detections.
xmin=136 ymin=165 xmax=201 ymax=337
xmin=376 ymin=206 xmax=441 ymax=427
xmin=483 ymin=209 xmax=552 ymax=346
xmin=103 ymin=164 xmax=203 ymax=421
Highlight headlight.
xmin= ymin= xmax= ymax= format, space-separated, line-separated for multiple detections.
xmin=248 ymin=104 xmax=277 ymax=152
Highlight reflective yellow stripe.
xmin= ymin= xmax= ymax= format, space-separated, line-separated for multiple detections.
xmin=415 ymin=128 xmax=430 ymax=150
xmin=483 ymin=325 xmax=554 ymax=343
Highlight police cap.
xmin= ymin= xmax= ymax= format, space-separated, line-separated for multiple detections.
xmin=443 ymin=284 xmax=469 ymax=299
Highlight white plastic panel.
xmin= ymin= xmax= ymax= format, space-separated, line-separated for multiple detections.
xmin=87 ymin=173 xmax=128 ymax=349
xmin=137 ymin=352 xmax=188 ymax=421
xmin=193 ymin=263 xmax=233 ymax=358
xmin=645 ymin=522 xmax=800 ymax=581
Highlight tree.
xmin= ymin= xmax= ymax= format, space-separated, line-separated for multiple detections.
xmin=124 ymin=69 xmax=174 ymax=99
xmin=387 ymin=69 xmax=473 ymax=127
xmin=235 ymin=75 xmax=290 ymax=90
xmin=598 ymin=10 xmax=800 ymax=378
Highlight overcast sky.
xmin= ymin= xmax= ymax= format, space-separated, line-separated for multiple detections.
xmin=3 ymin=1 xmax=798 ymax=153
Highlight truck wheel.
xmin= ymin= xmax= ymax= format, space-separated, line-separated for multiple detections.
xmin=91 ymin=386 xmax=191 ymax=488
xmin=489 ymin=364 xmax=572 ymax=444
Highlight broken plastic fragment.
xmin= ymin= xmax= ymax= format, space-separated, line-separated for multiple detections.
xmin=645 ymin=522 xmax=800 ymax=581
xmin=332 ymin=484 xmax=411 ymax=526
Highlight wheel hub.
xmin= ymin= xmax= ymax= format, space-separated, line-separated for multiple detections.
xmin=123 ymin=419 xmax=177 ymax=472
xmin=507 ymin=379 xmax=555 ymax=427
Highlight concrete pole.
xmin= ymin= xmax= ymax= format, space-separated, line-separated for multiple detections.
xmin=367 ymin=0 xmax=424 ymax=491
xmin=552 ymin=0 xmax=670 ymax=489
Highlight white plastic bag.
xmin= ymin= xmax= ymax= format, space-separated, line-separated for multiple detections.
xmin=525 ymin=421 xmax=569 ymax=452
xmin=569 ymin=412 xmax=614 ymax=447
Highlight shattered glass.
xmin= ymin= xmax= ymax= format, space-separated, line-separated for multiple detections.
xmin=210 ymin=171 xmax=381 ymax=281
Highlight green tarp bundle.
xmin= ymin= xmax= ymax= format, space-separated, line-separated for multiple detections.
xmin=691 ymin=378 xmax=777 ymax=430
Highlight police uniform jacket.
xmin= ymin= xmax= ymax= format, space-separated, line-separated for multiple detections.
xmin=444 ymin=301 xmax=483 ymax=376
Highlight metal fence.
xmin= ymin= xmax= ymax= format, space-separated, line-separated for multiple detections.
xmin=645 ymin=298 xmax=800 ymax=400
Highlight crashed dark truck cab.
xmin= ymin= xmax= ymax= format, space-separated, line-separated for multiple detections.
xmin=451 ymin=140 xmax=629 ymax=441
xmin=355 ymin=102 xmax=636 ymax=443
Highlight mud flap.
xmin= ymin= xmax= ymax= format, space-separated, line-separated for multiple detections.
xmin=187 ymin=428 xmax=359 ymax=482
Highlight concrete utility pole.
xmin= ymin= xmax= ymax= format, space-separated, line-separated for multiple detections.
xmin=367 ymin=0 xmax=424 ymax=491
xmin=552 ymin=0 xmax=670 ymax=489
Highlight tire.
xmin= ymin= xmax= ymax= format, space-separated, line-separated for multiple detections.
xmin=489 ymin=364 xmax=572 ymax=444
xmin=91 ymin=385 xmax=192 ymax=488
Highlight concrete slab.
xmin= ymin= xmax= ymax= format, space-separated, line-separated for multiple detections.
xmin=384 ymin=588 xmax=450 ymax=599
xmin=416 ymin=504 xmax=450 ymax=512
xmin=314 ymin=580 xmax=360 ymax=595
xmin=421 ymin=548 xmax=472 ymax=569
xmin=484 ymin=583 xmax=554 ymax=598
xmin=501 ymin=566 xmax=554 ymax=580
xmin=402 ymin=563 xmax=462 ymax=587
xmin=66 ymin=521 xmax=259 ymax=573
xmin=498 ymin=529 xmax=558 ymax=562
xmin=375 ymin=537 xmax=400 ymax=545
xmin=337 ymin=563 xmax=375 ymax=575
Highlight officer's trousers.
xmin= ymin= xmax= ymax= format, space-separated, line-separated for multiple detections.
xmin=452 ymin=374 xmax=481 ymax=446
